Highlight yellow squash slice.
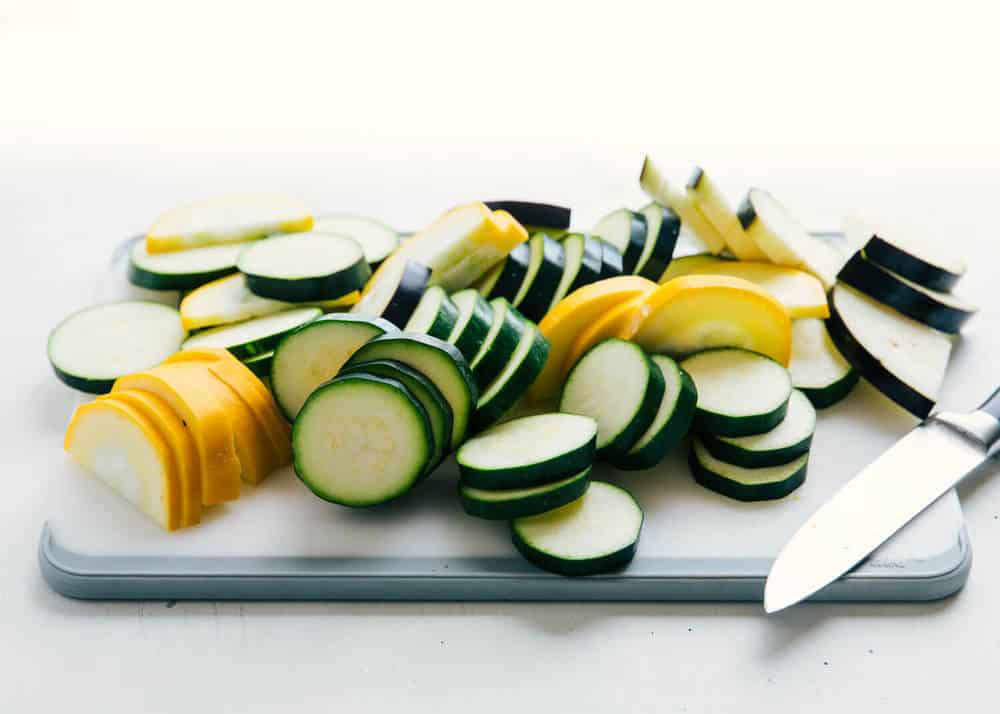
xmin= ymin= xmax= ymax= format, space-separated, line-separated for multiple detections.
xmin=631 ymin=275 xmax=792 ymax=365
xmin=529 ymin=276 xmax=657 ymax=403
xmin=146 ymin=194 xmax=313 ymax=253
xmin=639 ymin=155 xmax=727 ymax=254
xmin=65 ymin=399 xmax=181 ymax=531
xmin=107 ymin=389 xmax=202 ymax=527
xmin=656 ymin=257 xmax=828 ymax=319
xmin=563 ymin=294 xmax=656 ymax=378
xmin=113 ymin=368 xmax=241 ymax=505
xmin=687 ymin=167 xmax=766 ymax=261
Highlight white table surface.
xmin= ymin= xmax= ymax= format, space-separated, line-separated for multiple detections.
xmin=4 ymin=1 xmax=1000 ymax=711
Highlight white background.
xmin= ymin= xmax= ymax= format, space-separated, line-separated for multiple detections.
xmin=3 ymin=1 xmax=1000 ymax=711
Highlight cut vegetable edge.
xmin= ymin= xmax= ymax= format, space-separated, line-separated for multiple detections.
xmin=470 ymin=298 xmax=528 ymax=390
xmin=447 ymin=289 xmax=495 ymax=363
xmin=471 ymin=325 xmax=550 ymax=433
xmin=460 ymin=468 xmax=591 ymax=520
xmin=689 ymin=439 xmax=808 ymax=502
xmin=128 ymin=240 xmax=241 ymax=290
xmin=181 ymin=307 xmax=321 ymax=359
xmin=788 ymin=318 xmax=858 ymax=409
xmin=699 ymin=389 xmax=814 ymax=468
xmin=405 ymin=285 xmax=460 ymax=340
xmin=312 ymin=214 xmax=400 ymax=267
xmin=516 ymin=233 xmax=566 ymax=322
xmin=511 ymin=481 xmax=643 ymax=576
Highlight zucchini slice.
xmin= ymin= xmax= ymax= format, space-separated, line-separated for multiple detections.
xmin=182 ymin=307 xmax=321 ymax=360
xmin=680 ymin=348 xmax=791 ymax=437
xmin=352 ymin=258 xmax=430 ymax=327
xmin=404 ymin=285 xmax=460 ymax=340
xmin=547 ymin=232 xmax=586 ymax=313
xmin=472 ymin=324 xmax=550 ymax=432
xmin=474 ymin=262 xmax=504 ymax=298
xmin=737 ymin=188 xmax=845 ymax=289
xmin=788 ymin=318 xmax=858 ymax=409
xmin=559 ymin=338 xmax=665 ymax=457
xmin=567 ymin=233 xmax=605 ymax=294
xmin=700 ymin=389 xmax=815 ymax=468
xmin=128 ymin=240 xmax=242 ymax=290
xmin=689 ymin=438 xmax=808 ymax=501
xmin=461 ymin=467 xmax=590 ymax=520
xmin=687 ymin=167 xmax=765 ymax=260
xmin=511 ymin=481 xmax=642 ymax=576
xmin=312 ymin=214 xmax=399 ymax=268
xmin=489 ymin=241 xmax=532 ymax=302
xmin=238 ymin=232 xmax=371 ymax=303
xmin=242 ymin=351 xmax=274 ymax=379
xmin=338 ymin=359 xmax=452 ymax=474
xmin=458 ymin=413 xmax=596 ymax=489
xmin=863 ymin=230 xmax=965 ymax=292
xmin=292 ymin=373 xmax=432 ymax=507
xmin=837 ymin=252 xmax=976 ymax=334
xmin=470 ymin=298 xmax=527 ymax=389
xmin=635 ymin=202 xmax=681 ymax=282
xmin=270 ymin=312 xmax=397 ymax=420
xmin=516 ymin=232 xmax=566 ymax=321
xmin=639 ymin=155 xmax=727 ymax=254
xmin=612 ymin=355 xmax=697 ymax=471
xmin=599 ymin=239 xmax=624 ymax=279
xmin=658 ymin=228 xmax=723 ymax=283
xmin=447 ymin=289 xmax=495 ymax=363
xmin=593 ymin=208 xmax=647 ymax=274
xmin=48 ymin=301 xmax=187 ymax=394
xmin=484 ymin=201 xmax=571 ymax=230
xmin=345 ymin=333 xmax=476 ymax=447
xmin=826 ymin=283 xmax=953 ymax=418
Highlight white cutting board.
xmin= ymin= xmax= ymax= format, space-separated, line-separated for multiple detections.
xmin=43 ymin=237 xmax=994 ymax=573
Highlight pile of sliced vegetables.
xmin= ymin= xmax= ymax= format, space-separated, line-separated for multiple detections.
xmin=49 ymin=158 xmax=978 ymax=577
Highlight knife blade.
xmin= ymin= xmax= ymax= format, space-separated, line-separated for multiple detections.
xmin=764 ymin=389 xmax=1000 ymax=614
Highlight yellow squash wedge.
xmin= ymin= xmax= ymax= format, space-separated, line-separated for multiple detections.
xmin=179 ymin=273 xmax=358 ymax=331
xmin=656 ymin=257 xmax=829 ymax=319
xmin=563 ymin=294 xmax=655 ymax=378
xmin=65 ymin=398 xmax=181 ymax=531
xmin=113 ymin=368 xmax=242 ymax=505
xmin=632 ymin=275 xmax=792 ymax=365
xmin=164 ymin=348 xmax=292 ymax=469
xmin=639 ymin=155 xmax=727 ymax=254
xmin=107 ymin=389 xmax=202 ymax=527
xmin=687 ymin=167 xmax=767 ymax=261
xmin=146 ymin=194 xmax=313 ymax=253
xmin=529 ymin=276 xmax=657 ymax=403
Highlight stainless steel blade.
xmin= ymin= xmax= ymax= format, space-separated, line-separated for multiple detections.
xmin=764 ymin=417 xmax=989 ymax=613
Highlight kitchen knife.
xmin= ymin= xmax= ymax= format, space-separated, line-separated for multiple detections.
xmin=764 ymin=387 xmax=1000 ymax=613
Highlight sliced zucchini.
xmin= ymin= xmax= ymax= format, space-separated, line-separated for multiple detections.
xmin=837 ymin=252 xmax=976 ymax=334
xmin=788 ymin=318 xmax=858 ymax=408
xmin=292 ymin=373 xmax=432 ymax=507
xmin=242 ymin=351 xmax=274 ymax=379
xmin=612 ymin=355 xmax=697 ymax=471
xmin=312 ymin=214 xmax=399 ymax=268
xmin=658 ymin=227 xmax=723 ymax=283
xmin=559 ymin=338 xmax=665 ymax=457
xmin=687 ymin=167 xmax=765 ymax=260
xmin=270 ymin=312 xmax=397 ymax=420
xmin=404 ymin=285 xmax=460 ymax=340
xmin=700 ymin=389 xmax=814 ymax=468
xmin=489 ymin=241 xmax=532 ymax=302
xmin=182 ymin=306 xmax=320 ymax=360
xmin=567 ymin=233 xmax=605 ymax=294
xmin=48 ymin=302 xmax=187 ymax=394
xmin=599 ymin=239 xmax=624 ymax=279
xmin=634 ymin=202 xmax=681 ymax=281
xmin=238 ymin=232 xmax=371 ymax=303
xmin=826 ymin=283 xmax=953 ymax=418
xmin=484 ymin=201 xmax=571 ymax=230
xmin=128 ymin=240 xmax=241 ymax=290
xmin=737 ymin=188 xmax=845 ymax=288
xmin=352 ymin=258 xmax=430 ymax=327
xmin=179 ymin=273 xmax=357 ymax=331
xmin=511 ymin=481 xmax=642 ymax=576
xmin=457 ymin=413 xmax=597 ymax=489
xmin=338 ymin=359 xmax=452 ymax=473
xmin=639 ymin=155 xmax=727 ymax=254
xmin=344 ymin=332 xmax=476 ymax=447
xmin=862 ymin=229 xmax=965 ymax=292
xmin=461 ymin=467 xmax=590 ymax=520
xmin=474 ymin=262 xmax=504 ymax=298
xmin=471 ymin=324 xmax=550 ymax=432
xmin=680 ymin=348 xmax=791 ymax=437
xmin=689 ymin=438 xmax=808 ymax=501
xmin=593 ymin=208 xmax=647 ymax=274
xmin=447 ymin=289 xmax=495 ymax=363
xmin=516 ymin=232 xmax=566 ymax=321
xmin=546 ymin=232 xmax=585 ymax=313
xmin=470 ymin=298 xmax=527 ymax=389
